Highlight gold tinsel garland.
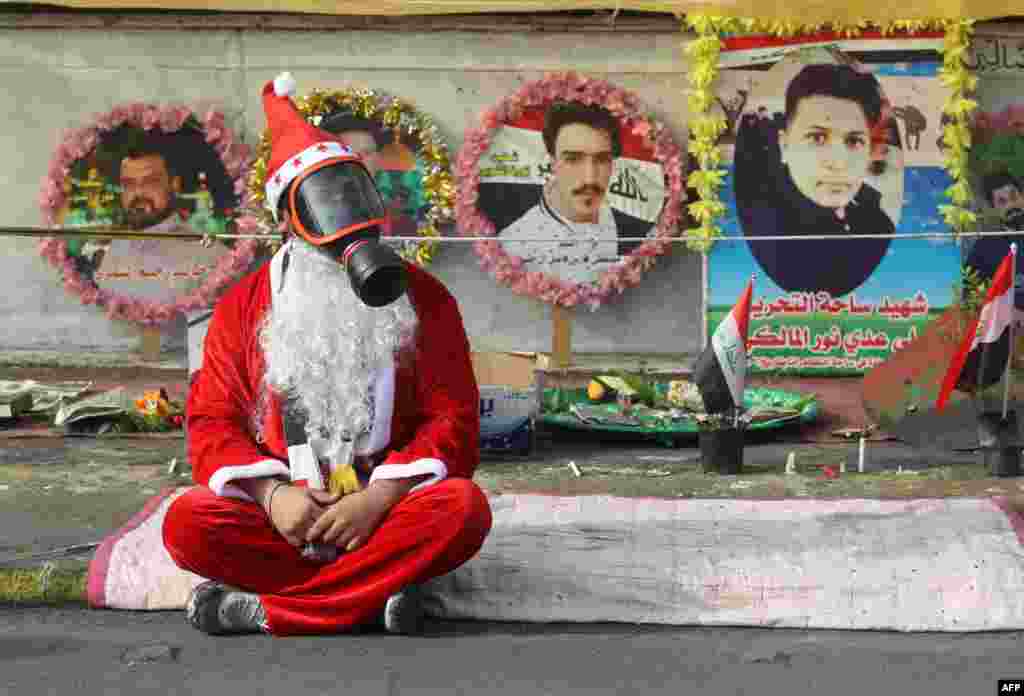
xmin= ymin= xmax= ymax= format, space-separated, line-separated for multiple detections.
xmin=681 ymin=16 xmax=978 ymax=252
xmin=247 ymin=88 xmax=455 ymax=266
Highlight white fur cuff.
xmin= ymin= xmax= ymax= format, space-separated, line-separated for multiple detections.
xmin=369 ymin=458 xmax=447 ymax=493
xmin=207 ymin=459 xmax=291 ymax=498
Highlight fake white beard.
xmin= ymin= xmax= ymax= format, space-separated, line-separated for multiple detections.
xmin=254 ymin=242 xmax=418 ymax=461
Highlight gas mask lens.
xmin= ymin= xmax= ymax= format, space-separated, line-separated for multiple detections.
xmin=287 ymin=159 xmax=406 ymax=308
xmin=291 ymin=162 xmax=385 ymax=242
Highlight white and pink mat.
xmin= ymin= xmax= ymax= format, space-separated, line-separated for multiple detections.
xmin=88 ymin=486 xmax=1024 ymax=631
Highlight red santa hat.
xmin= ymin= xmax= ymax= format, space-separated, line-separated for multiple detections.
xmin=262 ymin=72 xmax=357 ymax=221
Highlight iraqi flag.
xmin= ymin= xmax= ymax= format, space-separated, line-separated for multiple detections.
xmin=936 ymin=245 xmax=1017 ymax=411
xmin=694 ymin=278 xmax=754 ymax=414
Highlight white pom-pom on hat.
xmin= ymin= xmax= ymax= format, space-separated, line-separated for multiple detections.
xmin=273 ymin=72 xmax=296 ymax=97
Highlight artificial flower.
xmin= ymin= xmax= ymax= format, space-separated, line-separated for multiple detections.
xmin=141 ymin=107 xmax=162 ymax=131
xmin=93 ymin=111 xmax=116 ymax=132
xmin=135 ymin=390 xmax=170 ymax=417
xmin=80 ymin=287 xmax=100 ymax=305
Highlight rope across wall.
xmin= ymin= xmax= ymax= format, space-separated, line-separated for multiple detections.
xmin=2 ymin=227 xmax=1020 ymax=243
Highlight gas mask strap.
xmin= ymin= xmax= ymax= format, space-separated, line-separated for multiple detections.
xmin=278 ymin=245 xmax=291 ymax=294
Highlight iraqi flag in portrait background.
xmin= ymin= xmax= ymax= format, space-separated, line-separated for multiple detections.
xmin=475 ymin=106 xmax=667 ymax=249
xmin=694 ymin=278 xmax=754 ymax=414
xmin=936 ymin=245 xmax=1017 ymax=411
xmin=716 ymin=29 xmax=944 ymax=69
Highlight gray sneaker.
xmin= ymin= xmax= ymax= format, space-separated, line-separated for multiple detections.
xmin=186 ymin=581 xmax=268 ymax=635
xmin=382 ymin=585 xmax=424 ymax=635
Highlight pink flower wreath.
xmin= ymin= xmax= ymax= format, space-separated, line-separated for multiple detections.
xmin=37 ymin=103 xmax=267 ymax=327
xmin=455 ymin=72 xmax=686 ymax=311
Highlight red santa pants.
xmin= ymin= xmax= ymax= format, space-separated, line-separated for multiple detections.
xmin=162 ymin=477 xmax=492 ymax=636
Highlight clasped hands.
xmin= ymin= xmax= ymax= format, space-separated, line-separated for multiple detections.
xmin=264 ymin=482 xmax=399 ymax=553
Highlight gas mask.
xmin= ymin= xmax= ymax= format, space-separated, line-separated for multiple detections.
xmin=283 ymin=158 xmax=406 ymax=307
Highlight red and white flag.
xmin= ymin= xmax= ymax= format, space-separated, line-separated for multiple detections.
xmin=694 ymin=278 xmax=754 ymax=414
xmin=936 ymin=245 xmax=1017 ymax=411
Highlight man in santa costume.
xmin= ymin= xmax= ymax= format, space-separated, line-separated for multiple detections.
xmin=162 ymin=72 xmax=492 ymax=637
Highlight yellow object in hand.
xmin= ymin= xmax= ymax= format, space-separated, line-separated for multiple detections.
xmin=328 ymin=465 xmax=362 ymax=497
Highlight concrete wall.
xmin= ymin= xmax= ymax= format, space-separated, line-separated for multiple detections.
xmin=0 ymin=19 xmax=700 ymax=358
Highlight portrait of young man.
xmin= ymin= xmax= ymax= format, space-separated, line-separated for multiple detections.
xmin=963 ymin=170 xmax=1024 ymax=313
xmin=498 ymin=100 xmax=649 ymax=285
xmin=735 ymin=62 xmax=898 ymax=298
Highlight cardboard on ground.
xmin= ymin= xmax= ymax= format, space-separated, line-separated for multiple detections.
xmin=862 ymin=305 xmax=1020 ymax=451
xmin=470 ymin=351 xmax=536 ymax=390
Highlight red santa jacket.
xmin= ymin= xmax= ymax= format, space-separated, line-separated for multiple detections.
xmin=186 ymin=245 xmax=480 ymax=499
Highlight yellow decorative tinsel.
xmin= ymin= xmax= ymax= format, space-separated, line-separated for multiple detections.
xmin=247 ymin=87 xmax=454 ymax=266
xmin=681 ymin=16 xmax=977 ymax=251
xmin=682 ymin=15 xmax=745 ymax=253
xmin=936 ymin=20 xmax=979 ymax=235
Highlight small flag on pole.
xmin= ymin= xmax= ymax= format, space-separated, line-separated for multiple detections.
xmin=694 ymin=276 xmax=754 ymax=414
xmin=936 ymin=244 xmax=1017 ymax=411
